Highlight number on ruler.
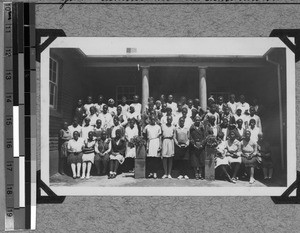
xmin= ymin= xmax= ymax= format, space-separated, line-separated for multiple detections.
xmin=6 ymin=185 xmax=13 ymax=196
xmin=6 ymin=117 xmax=12 ymax=126
xmin=5 ymin=71 xmax=12 ymax=80
xmin=6 ymin=209 xmax=13 ymax=218
xmin=6 ymin=162 xmax=13 ymax=172
xmin=5 ymin=24 xmax=12 ymax=33
xmin=5 ymin=48 xmax=12 ymax=57
xmin=6 ymin=139 xmax=13 ymax=149
xmin=6 ymin=95 xmax=12 ymax=103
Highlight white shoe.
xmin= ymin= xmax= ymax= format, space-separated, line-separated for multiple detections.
xmin=177 ymin=175 xmax=183 ymax=180
xmin=80 ymin=175 xmax=85 ymax=179
xmin=86 ymin=175 xmax=90 ymax=179
xmin=249 ymin=178 xmax=255 ymax=184
xmin=168 ymin=175 xmax=172 ymax=179
xmin=162 ymin=174 xmax=168 ymax=179
xmin=153 ymin=173 xmax=157 ymax=179
xmin=184 ymin=175 xmax=189 ymax=180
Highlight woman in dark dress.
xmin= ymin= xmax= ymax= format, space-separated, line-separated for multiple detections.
xmin=189 ymin=115 xmax=206 ymax=180
xmin=74 ymin=99 xmax=86 ymax=126
xmin=108 ymin=129 xmax=126 ymax=179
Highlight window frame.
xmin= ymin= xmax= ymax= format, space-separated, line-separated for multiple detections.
xmin=49 ymin=57 xmax=59 ymax=109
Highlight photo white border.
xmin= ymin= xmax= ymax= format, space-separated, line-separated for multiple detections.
xmin=40 ymin=37 xmax=296 ymax=196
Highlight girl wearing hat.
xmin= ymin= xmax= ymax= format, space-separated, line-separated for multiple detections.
xmin=108 ymin=98 xmax=117 ymax=116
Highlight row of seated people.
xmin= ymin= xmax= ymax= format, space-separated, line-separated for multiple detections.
xmin=59 ymin=95 xmax=272 ymax=183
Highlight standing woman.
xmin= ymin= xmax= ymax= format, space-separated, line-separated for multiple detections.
xmin=81 ymin=131 xmax=96 ymax=179
xmin=190 ymin=115 xmax=206 ymax=180
xmin=174 ymin=117 xmax=190 ymax=179
xmin=161 ymin=116 xmax=175 ymax=179
xmin=240 ymin=130 xmax=258 ymax=184
xmin=74 ymin=99 xmax=86 ymax=126
xmin=143 ymin=116 xmax=162 ymax=179
xmin=58 ymin=121 xmax=72 ymax=175
xmin=67 ymin=131 xmax=84 ymax=179
xmin=109 ymin=129 xmax=126 ymax=178
xmin=124 ymin=118 xmax=139 ymax=172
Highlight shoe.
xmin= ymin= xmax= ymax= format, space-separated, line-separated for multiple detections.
xmin=81 ymin=175 xmax=85 ymax=179
xmin=228 ymin=177 xmax=236 ymax=183
xmin=184 ymin=175 xmax=189 ymax=180
xmin=178 ymin=175 xmax=184 ymax=180
xmin=162 ymin=175 xmax=168 ymax=179
xmin=232 ymin=177 xmax=237 ymax=182
xmin=153 ymin=173 xmax=157 ymax=179
xmin=168 ymin=175 xmax=172 ymax=179
xmin=148 ymin=173 xmax=154 ymax=178
xmin=268 ymin=177 xmax=272 ymax=180
xmin=195 ymin=174 xmax=199 ymax=180
xmin=86 ymin=175 xmax=90 ymax=180
xmin=72 ymin=176 xmax=76 ymax=179
xmin=199 ymin=174 xmax=204 ymax=180
xmin=76 ymin=175 xmax=80 ymax=178
xmin=249 ymin=178 xmax=255 ymax=184
xmin=264 ymin=177 xmax=268 ymax=180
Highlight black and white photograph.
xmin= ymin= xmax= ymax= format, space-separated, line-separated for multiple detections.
xmin=40 ymin=37 xmax=296 ymax=196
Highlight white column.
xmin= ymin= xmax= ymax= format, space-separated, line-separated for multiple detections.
xmin=141 ymin=66 xmax=149 ymax=113
xmin=199 ymin=67 xmax=207 ymax=111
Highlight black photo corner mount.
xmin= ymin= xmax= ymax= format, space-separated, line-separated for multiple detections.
xmin=35 ymin=28 xmax=66 ymax=62
xmin=270 ymin=29 xmax=300 ymax=204
xmin=37 ymin=170 xmax=66 ymax=204
xmin=36 ymin=29 xmax=66 ymax=204
xmin=34 ymin=28 xmax=299 ymax=204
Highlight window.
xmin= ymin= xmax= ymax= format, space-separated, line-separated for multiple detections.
xmin=116 ymin=85 xmax=136 ymax=104
xmin=49 ymin=57 xmax=59 ymax=109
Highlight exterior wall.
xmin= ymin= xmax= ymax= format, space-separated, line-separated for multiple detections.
xmin=49 ymin=51 xmax=85 ymax=176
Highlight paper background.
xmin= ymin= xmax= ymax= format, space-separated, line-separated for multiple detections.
xmin=1 ymin=1 xmax=300 ymax=232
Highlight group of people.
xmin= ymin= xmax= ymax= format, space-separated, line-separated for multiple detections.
xmin=58 ymin=93 xmax=273 ymax=184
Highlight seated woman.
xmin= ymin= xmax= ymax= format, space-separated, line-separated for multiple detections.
xmin=240 ymin=130 xmax=259 ymax=184
xmin=124 ymin=118 xmax=139 ymax=173
xmin=109 ymin=129 xmax=126 ymax=179
xmin=81 ymin=131 xmax=96 ymax=179
xmin=215 ymin=132 xmax=234 ymax=183
xmin=94 ymin=130 xmax=111 ymax=176
xmin=67 ymin=131 xmax=84 ymax=179
xmin=225 ymin=130 xmax=242 ymax=182
xmin=59 ymin=121 xmax=72 ymax=175
xmin=257 ymin=133 xmax=273 ymax=180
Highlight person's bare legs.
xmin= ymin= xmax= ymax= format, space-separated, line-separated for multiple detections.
xmin=263 ymin=168 xmax=268 ymax=179
xmin=81 ymin=162 xmax=86 ymax=179
xmin=168 ymin=157 xmax=173 ymax=177
xmin=86 ymin=162 xmax=92 ymax=179
xmin=249 ymin=167 xmax=255 ymax=184
xmin=76 ymin=163 xmax=81 ymax=178
xmin=71 ymin=164 xmax=76 ymax=178
xmin=268 ymin=168 xmax=273 ymax=179
xmin=162 ymin=158 xmax=168 ymax=177
xmin=232 ymin=163 xmax=240 ymax=180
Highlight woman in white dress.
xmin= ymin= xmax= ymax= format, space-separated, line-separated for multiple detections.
xmin=124 ymin=118 xmax=139 ymax=172
xmin=143 ymin=116 xmax=162 ymax=179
